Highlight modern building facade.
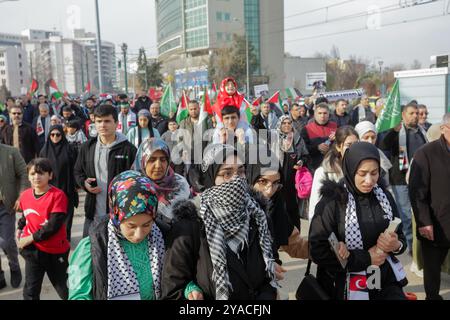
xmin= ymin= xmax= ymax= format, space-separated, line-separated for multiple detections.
xmin=73 ymin=29 xmax=117 ymax=92
xmin=0 ymin=32 xmax=25 ymax=47
xmin=155 ymin=0 xmax=284 ymax=95
xmin=0 ymin=45 xmax=30 ymax=96
xmin=23 ymin=33 xmax=96 ymax=95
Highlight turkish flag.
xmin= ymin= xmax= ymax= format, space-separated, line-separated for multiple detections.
xmin=349 ymin=275 xmax=368 ymax=292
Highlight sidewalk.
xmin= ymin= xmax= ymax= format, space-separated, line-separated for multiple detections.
xmin=1 ymin=203 xmax=449 ymax=300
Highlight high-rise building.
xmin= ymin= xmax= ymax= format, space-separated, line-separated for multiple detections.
xmin=73 ymin=29 xmax=117 ymax=92
xmin=0 ymin=46 xmax=30 ymax=96
xmin=155 ymin=0 xmax=284 ymax=95
xmin=23 ymin=33 xmax=96 ymax=95
xmin=0 ymin=32 xmax=25 ymax=47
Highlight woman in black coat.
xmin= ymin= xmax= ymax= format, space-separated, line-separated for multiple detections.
xmin=40 ymin=125 xmax=78 ymax=241
xmin=276 ymin=115 xmax=310 ymax=228
xmin=162 ymin=144 xmax=279 ymax=300
xmin=247 ymin=160 xmax=309 ymax=260
xmin=309 ymin=142 xmax=408 ymax=300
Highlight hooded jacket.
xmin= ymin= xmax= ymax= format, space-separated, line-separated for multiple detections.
xmin=74 ymin=135 xmax=137 ymax=219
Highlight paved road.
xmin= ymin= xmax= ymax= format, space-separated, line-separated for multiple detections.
xmin=1 ymin=193 xmax=449 ymax=300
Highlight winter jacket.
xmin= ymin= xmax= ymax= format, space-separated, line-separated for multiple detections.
xmin=309 ymin=180 xmax=407 ymax=299
xmin=409 ymin=136 xmax=450 ymax=247
xmin=73 ymin=137 xmax=137 ymax=219
xmin=161 ymin=199 xmax=277 ymax=300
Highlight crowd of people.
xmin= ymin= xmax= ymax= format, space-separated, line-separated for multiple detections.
xmin=0 ymin=77 xmax=449 ymax=301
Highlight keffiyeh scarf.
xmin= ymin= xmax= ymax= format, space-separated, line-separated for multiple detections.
xmin=199 ymin=176 xmax=277 ymax=300
xmin=344 ymin=184 xmax=406 ymax=300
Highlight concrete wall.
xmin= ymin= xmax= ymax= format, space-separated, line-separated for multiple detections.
xmin=398 ymin=74 xmax=449 ymax=124
xmin=284 ymin=57 xmax=327 ymax=95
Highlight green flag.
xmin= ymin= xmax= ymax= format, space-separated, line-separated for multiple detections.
xmin=375 ymin=80 xmax=401 ymax=133
xmin=160 ymin=85 xmax=177 ymax=118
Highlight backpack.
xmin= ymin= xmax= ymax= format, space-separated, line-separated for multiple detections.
xmin=295 ymin=166 xmax=313 ymax=199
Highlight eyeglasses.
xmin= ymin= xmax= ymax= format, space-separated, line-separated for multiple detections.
xmin=50 ymin=133 xmax=62 ymax=137
xmin=255 ymin=178 xmax=283 ymax=192
xmin=216 ymin=166 xmax=246 ymax=181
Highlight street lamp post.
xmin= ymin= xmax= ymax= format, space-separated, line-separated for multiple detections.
xmin=94 ymin=0 xmax=104 ymax=93
xmin=121 ymin=43 xmax=128 ymax=94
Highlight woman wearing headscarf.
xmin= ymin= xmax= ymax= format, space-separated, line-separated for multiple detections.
xmin=68 ymin=170 xmax=165 ymax=300
xmin=309 ymin=142 xmax=408 ymax=300
xmin=126 ymin=109 xmax=160 ymax=148
xmin=276 ymin=115 xmax=310 ymax=229
xmin=355 ymin=121 xmax=392 ymax=188
xmin=308 ymin=126 xmax=359 ymax=221
xmin=133 ymin=138 xmax=190 ymax=235
xmin=162 ymin=144 xmax=279 ymax=300
xmin=247 ymin=160 xmax=309 ymax=259
xmin=39 ymin=125 xmax=78 ymax=241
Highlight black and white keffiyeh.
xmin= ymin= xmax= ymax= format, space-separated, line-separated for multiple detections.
xmin=344 ymin=184 xmax=393 ymax=251
xmin=107 ymin=220 xmax=165 ymax=300
xmin=200 ymin=176 xmax=277 ymax=300
xmin=344 ymin=183 xmax=406 ymax=300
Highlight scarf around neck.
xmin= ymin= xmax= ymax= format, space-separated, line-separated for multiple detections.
xmin=199 ymin=176 xmax=277 ymax=300
xmin=398 ymin=124 xmax=428 ymax=171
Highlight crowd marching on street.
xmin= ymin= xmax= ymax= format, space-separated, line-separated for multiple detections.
xmin=0 ymin=76 xmax=450 ymax=301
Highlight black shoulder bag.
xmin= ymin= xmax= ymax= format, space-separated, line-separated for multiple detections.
xmin=295 ymin=259 xmax=330 ymax=300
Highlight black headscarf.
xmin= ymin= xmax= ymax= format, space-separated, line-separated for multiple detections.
xmin=40 ymin=124 xmax=77 ymax=198
xmin=201 ymin=144 xmax=239 ymax=189
xmin=342 ymin=142 xmax=381 ymax=196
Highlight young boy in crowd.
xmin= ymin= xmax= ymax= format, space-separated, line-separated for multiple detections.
xmin=16 ymin=158 xmax=70 ymax=300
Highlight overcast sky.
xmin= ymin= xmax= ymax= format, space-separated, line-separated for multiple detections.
xmin=0 ymin=0 xmax=449 ymax=68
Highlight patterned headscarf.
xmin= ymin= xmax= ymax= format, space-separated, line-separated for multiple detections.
xmin=276 ymin=115 xmax=294 ymax=152
xmin=108 ymin=170 xmax=158 ymax=228
xmin=106 ymin=170 xmax=165 ymax=300
xmin=133 ymin=138 xmax=178 ymax=204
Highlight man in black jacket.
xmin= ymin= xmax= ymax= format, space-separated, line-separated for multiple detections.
xmin=74 ymin=104 xmax=137 ymax=237
xmin=330 ymin=99 xmax=351 ymax=127
xmin=409 ymin=113 xmax=450 ymax=300
xmin=150 ymin=102 xmax=169 ymax=135
xmin=133 ymin=91 xmax=152 ymax=113
xmin=378 ymin=103 xmax=427 ymax=253
xmin=1 ymin=106 xmax=39 ymax=163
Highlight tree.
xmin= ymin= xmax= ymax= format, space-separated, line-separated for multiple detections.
xmin=147 ymin=60 xmax=163 ymax=87
xmin=137 ymin=48 xmax=148 ymax=91
xmin=208 ymin=34 xmax=258 ymax=93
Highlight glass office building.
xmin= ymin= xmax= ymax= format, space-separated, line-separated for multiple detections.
xmin=244 ymin=0 xmax=261 ymax=75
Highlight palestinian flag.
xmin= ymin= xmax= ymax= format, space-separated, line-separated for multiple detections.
xmin=49 ymin=79 xmax=62 ymax=99
xmin=285 ymin=87 xmax=302 ymax=100
xmin=242 ymin=99 xmax=253 ymax=123
xmin=160 ymin=85 xmax=177 ymax=118
xmin=252 ymin=96 xmax=262 ymax=107
xmin=84 ymin=81 xmax=91 ymax=95
xmin=266 ymin=91 xmax=283 ymax=114
xmin=202 ymin=87 xmax=213 ymax=115
xmin=176 ymin=90 xmax=190 ymax=123
xmin=29 ymin=79 xmax=39 ymax=97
